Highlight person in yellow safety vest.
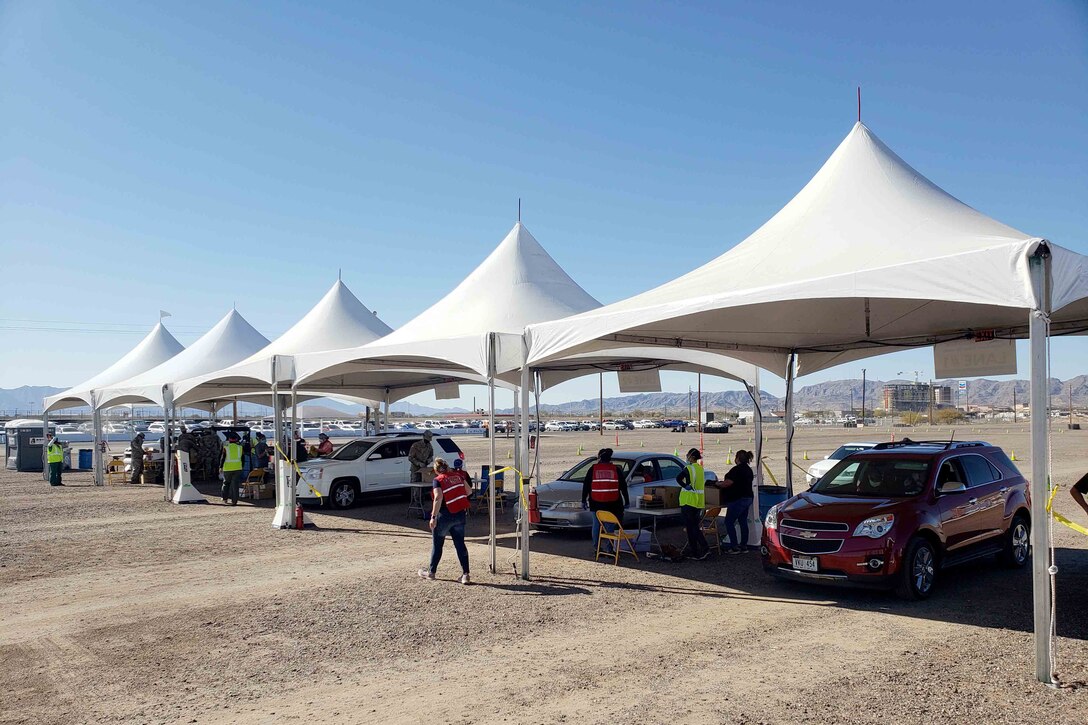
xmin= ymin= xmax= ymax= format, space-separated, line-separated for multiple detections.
xmin=46 ymin=433 xmax=65 ymax=487
xmin=675 ymin=447 xmax=710 ymax=560
xmin=220 ymin=431 xmax=243 ymax=506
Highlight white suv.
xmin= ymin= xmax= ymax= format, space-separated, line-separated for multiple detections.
xmin=804 ymin=442 xmax=880 ymax=485
xmin=296 ymin=435 xmax=464 ymax=509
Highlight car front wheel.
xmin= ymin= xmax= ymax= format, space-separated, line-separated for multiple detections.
xmin=895 ymin=536 xmax=937 ymax=600
xmin=329 ymin=479 xmax=358 ymax=509
xmin=999 ymin=514 xmax=1031 ymax=568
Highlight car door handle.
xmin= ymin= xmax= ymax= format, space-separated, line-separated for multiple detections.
xmin=1000 ymin=487 xmax=1008 ymax=494
xmin=968 ymin=497 xmax=978 ymax=505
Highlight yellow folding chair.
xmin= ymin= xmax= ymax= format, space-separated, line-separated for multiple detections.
xmin=242 ymin=469 xmax=266 ymax=498
xmin=106 ymin=459 xmax=127 ymax=485
xmin=700 ymin=507 xmax=722 ymax=556
xmin=595 ymin=510 xmax=640 ymax=565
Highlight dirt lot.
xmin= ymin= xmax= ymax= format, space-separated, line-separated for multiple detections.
xmin=2 ymin=424 xmax=1087 ymax=724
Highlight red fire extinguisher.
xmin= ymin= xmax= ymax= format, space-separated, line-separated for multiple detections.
xmin=528 ymin=488 xmax=540 ymax=524
xmin=294 ymin=502 xmax=305 ymax=530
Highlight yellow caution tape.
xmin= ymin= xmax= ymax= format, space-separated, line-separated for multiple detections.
xmin=1047 ymin=484 xmax=1088 ymax=536
xmin=491 ymin=465 xmax=529 ymax=509
xmin=759 ymin=457 xmax=781 ymax=486
xmin=274 ymin=443 xmax=324 ymax=503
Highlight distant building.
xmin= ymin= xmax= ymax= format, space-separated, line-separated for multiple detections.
xmin=882 ymin=383 xmax=954 ymax=412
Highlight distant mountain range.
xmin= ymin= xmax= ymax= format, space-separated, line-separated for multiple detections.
xmin=4 ymin=376 xmax=1086 ymax=418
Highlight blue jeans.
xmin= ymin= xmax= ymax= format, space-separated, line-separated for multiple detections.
xmin=429 ymin=510 xmax=469 ymax=575
xmin=590 ymin=509 xmax=620 ymax=550
xmin=723 ymin=497 xmax=753 ymax=548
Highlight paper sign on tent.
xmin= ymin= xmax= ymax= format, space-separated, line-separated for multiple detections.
xmin=934 ymin=338 xmax=1016 ymax=379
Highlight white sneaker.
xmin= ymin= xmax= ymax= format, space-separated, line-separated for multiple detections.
xmin=460 ymin=573 xmax=471 ymax=585
xmin=417 ymin=568 xmax=435 ymax=580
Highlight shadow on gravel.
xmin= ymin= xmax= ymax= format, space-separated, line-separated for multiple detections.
xmin=471 ymin=580 xmax=592 ymax=597
xmin=232 ymin=490 xmax=1088 ymax=642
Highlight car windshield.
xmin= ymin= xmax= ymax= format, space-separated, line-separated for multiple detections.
xmin=561 ymin=457 xmax=635 ymax=482
xmin=330 ymin=441 xmax=368 ymax=461
xmin=829 ymin=444 xmax=872 ymax=460
xmin=811 ymin=457 xmax=931 ymax=497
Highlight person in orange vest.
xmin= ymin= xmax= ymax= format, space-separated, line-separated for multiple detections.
xmin=581 ymin=448 xmax=630 ymax=554
xmin=418 ymin=458 xmax=472 ymax=584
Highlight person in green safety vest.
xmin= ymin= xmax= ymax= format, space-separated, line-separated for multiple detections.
xmin=220 ymin=431 xmax=243 ymax=505
xmin=675 ymin=447 xmax=709 ymax=560
xmin=46 ymin=433 xmax=64 ymax=487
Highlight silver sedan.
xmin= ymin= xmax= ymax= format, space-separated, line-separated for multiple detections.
xmin=531 ymin=452 xmax=717 ymax=530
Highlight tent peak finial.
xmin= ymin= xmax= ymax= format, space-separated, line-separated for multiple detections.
xmin=857 ymin=86 xmax=861 ymax=123
xmin=518 ymin=197 xmax=521 ymax=223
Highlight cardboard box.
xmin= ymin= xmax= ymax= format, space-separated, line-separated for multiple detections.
xmin=251 ymin=484 xmax=275 ymax=500
xmin=704 ymin=484 xmax=722 ymax=508
xmin=643 ymin=486 xmax=680 ymax=508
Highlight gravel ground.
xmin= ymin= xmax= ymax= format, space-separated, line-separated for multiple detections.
xmin=2 ymin=424 xmax=1087 ymax=724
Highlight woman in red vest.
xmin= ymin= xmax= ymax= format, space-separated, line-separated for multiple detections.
xmin=581 ymin=448 xmax=630 ymax=553
xmin=419 ymin=458 xmax=472 ymax=584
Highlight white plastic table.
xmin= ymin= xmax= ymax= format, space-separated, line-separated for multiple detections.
xmin=632 ymin=506 xmax=682 ymax=553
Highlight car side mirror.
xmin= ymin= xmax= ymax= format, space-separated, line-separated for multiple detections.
xmin=367 ymin=454 xmax=382 ymax=461
xmin=937 ymin=481 xmax=967 ymax=494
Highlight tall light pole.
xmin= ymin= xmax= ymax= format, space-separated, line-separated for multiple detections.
xmin=861 ymin=368 xmax=867 ymax=423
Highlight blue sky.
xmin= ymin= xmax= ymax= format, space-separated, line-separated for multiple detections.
xmin=2 ymin=1 xmax=1086 ymax=410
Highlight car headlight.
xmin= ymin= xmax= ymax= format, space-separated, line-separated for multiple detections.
xmin=853 ymin=514 xmax=894 ymax=539
xmin=553 ymin=500 xmax=584 ymax=510
xmin=764 ymin=503 xmax=780 ymax=531
xmin=303 ymin=467 xmax=323 ymax=481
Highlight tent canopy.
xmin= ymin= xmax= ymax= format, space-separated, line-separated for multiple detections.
xmin=96 ymin=309 xmax=270 ymax=409
xmin=292 ymin=222 xmax=603 ymax=390
xmin=526 ymin=122 xmax=1088 ymax=377
xmin=44 ymin=322 xmax=184 ymax=412
xmin=172 ymin=280 xmax=393 ymax=407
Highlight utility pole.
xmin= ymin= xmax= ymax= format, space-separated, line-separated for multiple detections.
xmin=599 ymin=373 xmax=604 ymax=436
xmin=697 ymin=374 xmax=702 ymax=434
xmin=688 ymin=386 xmax=692 ymax=423
xmin=928 ymin=379 xmax=934 ymax=426
xmin=861 ymin=368 xmax=867 ymax=423
xmin=1013 ymin=387 xmax=1017 ymax=423
xmin=1070 ymin=383 xmax=1074 ymax=428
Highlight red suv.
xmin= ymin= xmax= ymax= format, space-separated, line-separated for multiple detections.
xmin=761 ymin=440 xmax=1031 ymax=599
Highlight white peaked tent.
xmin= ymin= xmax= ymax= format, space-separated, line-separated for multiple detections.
xmin=97 ymin=309 xmax=271 ymax=410
xmin=293 ymin=222 xmax=602 ymax=387
xmin=291 ymin=222 xmax=603 ymax=568
xmin=172 ymin=280 xmax=393 ymax=407
xmin=293 ymin=222 xmax=768 ymax=576
xmin=42 ymin=322 xmax=185 ymax=483
xmin=525 ymin=122 xmax=1088 ymax=683
xmin=170 ymin=279 xmax=399 ymax=523
xmin=44 ymin=322 xmax=185 ymax=412
xmin=95 ymin=309 xmax=271 ymax=500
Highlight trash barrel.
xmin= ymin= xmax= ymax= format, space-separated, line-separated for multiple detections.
xmin=758 ymin=485 xmax=789 ymax=520
xmin=79 ymin=449 xmax=93 ymax=470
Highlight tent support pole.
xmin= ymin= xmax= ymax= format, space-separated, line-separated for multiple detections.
xmin=488 ymin=332 xmax=497 ymax=575
xmin=784 ymin=352 xmax=797 ymax=497
xmin=271 ymin=380 xmax=288 ymax=529
xmin=519 ymin=338 xmax=532 ymax=580
xmin=1028 ymin=250 xmax=1054 ymax=685
xmin=290 ymin=388 xmax=298 ymax=526
xmin=92 ymin=394 xmax=104 ymax=487
xmin=42 ymin=408 xmax=50 ymax=481
xmin=746 ymin=373 xmax=764 ymax=543
xmin=163 ymin=388 xmax=173 ymax=502
xmin=383 ymin=391 xmax=390 ymax=432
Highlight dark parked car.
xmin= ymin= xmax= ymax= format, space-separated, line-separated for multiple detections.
xmin=761 ymin=440 xmax=1030 ymax=599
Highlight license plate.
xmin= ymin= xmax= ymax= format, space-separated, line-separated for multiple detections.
xmin=792 ymin=555 xmax=818 ymax=572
